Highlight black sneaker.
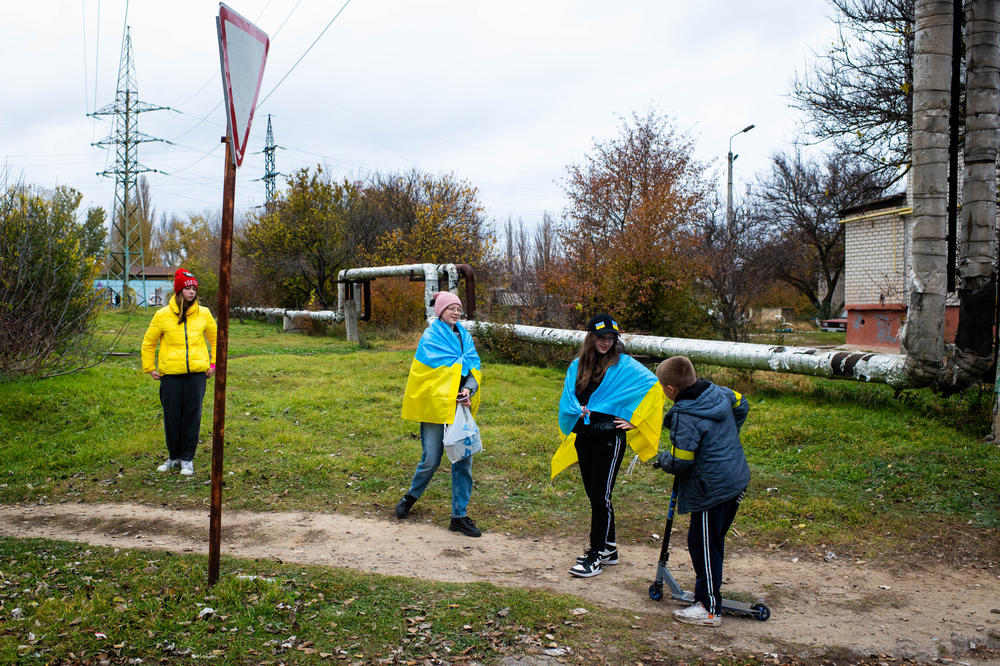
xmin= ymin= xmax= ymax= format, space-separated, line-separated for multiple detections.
xmin=395 ymin=494 xmax=417 ymax=519
xmin=448 ymin=516 xmax=482 ymax=537
xmin=569 ymin=549 xmax=603 ymax=578
xmin=575 ymin=544 xmax=619 ymax=566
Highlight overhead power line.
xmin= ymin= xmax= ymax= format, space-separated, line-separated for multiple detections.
xmin=256 ymin=0 xmax=352 ymax=109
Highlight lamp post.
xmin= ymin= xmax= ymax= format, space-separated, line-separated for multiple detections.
xmin=727 ymin=124 xmax=755 ymax=229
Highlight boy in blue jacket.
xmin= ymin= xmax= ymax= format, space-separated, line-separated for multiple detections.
xmin=655 ymin=356 xmax=750 ymax=627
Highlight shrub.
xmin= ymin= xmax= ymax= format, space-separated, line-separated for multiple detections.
xmin=364 ymin=279 xmax=426 ymax=333
xmin=0 ymin=183 xmax=105 ymax=379
xmin=472 ymin=324 xmax=576 ymax=368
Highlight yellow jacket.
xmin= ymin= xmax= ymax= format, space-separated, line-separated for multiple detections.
xmin=141 ymin=299 xmax=218 ymax=375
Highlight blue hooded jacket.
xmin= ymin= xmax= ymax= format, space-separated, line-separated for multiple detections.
xmin=658 ymin=379 xmax=750 ymax=513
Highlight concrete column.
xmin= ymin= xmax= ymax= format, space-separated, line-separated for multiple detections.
xmin=345 ymin=286 xmax=360 ymax=343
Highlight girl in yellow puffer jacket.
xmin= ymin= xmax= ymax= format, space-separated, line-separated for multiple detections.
xmin=141 ymin=268 xmax=217 ymax=476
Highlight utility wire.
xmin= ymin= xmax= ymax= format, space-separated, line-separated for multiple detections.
xmin=119 ymin=0 xmax=129 ymax=65
xmin=168 ymin=0 xmax=299 ymax=141
xmin=173 ymin=143 xmax=223 ymax=173
xmin=256 ymin=0 xmax=352 ymax=109
xmin=174 ymin=73 xmax=219 ymax=109
xmin=271 ymin=0 xmax=303 ymax=39
xmin=81 ymin=0 xmax=89 ymax=113
xmin=170 ymin=103 xmax=223 ymax=142
xmin=93 ymin=0 xmax=100 ymax=111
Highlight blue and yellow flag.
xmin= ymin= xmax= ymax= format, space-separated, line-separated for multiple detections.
xmin=552 ymin=354 xmax=664 ymax=478
xmin=402 ymin=319 xmax=482 ymax=424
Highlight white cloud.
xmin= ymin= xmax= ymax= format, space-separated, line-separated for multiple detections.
xmin=0 ymin=0 xmax=838 ymax=228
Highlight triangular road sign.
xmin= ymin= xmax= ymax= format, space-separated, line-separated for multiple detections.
xmin=217 ymin=3 xmax=269 ymax=167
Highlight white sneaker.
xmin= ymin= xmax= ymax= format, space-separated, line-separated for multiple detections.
xmin=156 ymin=459 xmax=180 ymax=472
xmin=180 ymin=460 xmax=195 ymax=476
xmin=673 ymin=602 xmax=721 ymax=627
xmin=569 ymin=550 xmax=603 ymax=578
xmin=576 ymin=543 xmax=619 ymax=566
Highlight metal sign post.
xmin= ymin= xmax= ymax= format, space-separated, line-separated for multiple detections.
xmin=209 ymin=137 xmax=237 ymax=585
xmin=209 ymin=3 xmax=269 ymax=586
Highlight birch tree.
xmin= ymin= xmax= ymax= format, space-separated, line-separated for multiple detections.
xmin=901 ymin=0 xmax=952 ymax=388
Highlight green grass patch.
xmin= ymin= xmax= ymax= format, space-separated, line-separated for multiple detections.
xmin=1 ymin=537 xmax=681 ymax=664
xmin=1 ymin=315 xmax=998 ymax=562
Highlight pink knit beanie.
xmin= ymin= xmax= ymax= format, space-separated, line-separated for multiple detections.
xmin=432 ymin=291 xmax=462 ymax=318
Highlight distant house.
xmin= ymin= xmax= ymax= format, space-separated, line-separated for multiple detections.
xmin=840 ymin=193 xmax=959 ymax=352
xmin=95 ymin=265 xmax=175 ymax=307
xmin=748 ymin=307 xmax=796 ymax=328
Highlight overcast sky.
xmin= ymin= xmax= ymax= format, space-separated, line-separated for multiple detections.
xmin=1 ymin=1 xmax=838 ymax=233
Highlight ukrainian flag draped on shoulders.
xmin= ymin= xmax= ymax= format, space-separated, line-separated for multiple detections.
xmin=401 ymin=319 xmax=482 ymax=424
xmin=552 ymin=355 xmax=664 ymax=479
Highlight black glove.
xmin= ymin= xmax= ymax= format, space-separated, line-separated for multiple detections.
xmin=655 ymin=451 xmax=672 ymax=471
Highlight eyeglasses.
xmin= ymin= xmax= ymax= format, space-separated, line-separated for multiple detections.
xmin=444 ymin=305 xmax=463 ymax=314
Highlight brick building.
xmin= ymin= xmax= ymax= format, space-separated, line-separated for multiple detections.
xmin=840 ymin=192 xmax=959 ymax=352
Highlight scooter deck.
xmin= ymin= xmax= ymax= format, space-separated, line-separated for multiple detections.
xmin=653 ymin=563 xmax=771 ymax=621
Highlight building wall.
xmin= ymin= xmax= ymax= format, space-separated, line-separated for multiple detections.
xmin=844 ymin=210 xmax=908 ymax=307
xmin=95 ymin=278 xmax=173 ymax=307
xmin=749 ymin=307 xmax=796 ymax=324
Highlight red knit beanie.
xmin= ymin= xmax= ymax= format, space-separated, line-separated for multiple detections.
xmin=173 ymin=268 xmax=198 ymax=293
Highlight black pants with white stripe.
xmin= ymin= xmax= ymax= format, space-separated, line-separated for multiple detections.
xmin=159 ymin=372 xmax=207 ymax=462
xmin=688 ymin=490 xmax=745 ymax=615
xmin=574 ymin=431 xmax=626 ymax=552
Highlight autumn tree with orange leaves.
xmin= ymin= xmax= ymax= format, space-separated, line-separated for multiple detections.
xmin=547 ymin=110 xmax=711 ymax=336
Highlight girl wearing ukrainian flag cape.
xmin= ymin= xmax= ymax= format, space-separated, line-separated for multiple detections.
xmin=395 ymin=292 xmax=484 ymax=537
xmin=555 ymin=314 xmax=664 ymax=578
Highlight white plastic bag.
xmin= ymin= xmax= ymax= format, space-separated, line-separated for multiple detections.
xmin=443 ymin=404 xmax=482 ymax=463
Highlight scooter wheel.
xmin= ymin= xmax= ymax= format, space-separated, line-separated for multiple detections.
xmin=751 ymin=602 xmax=771 ymax=622
xmin=648 ymin=582 xmax=663 ymax=601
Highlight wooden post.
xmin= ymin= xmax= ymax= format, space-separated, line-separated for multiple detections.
xmin=209 ymin=137 xmax=237 ymax=585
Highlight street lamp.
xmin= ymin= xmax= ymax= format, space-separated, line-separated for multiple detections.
xmin=727 ymin=124 xmax=755 ymax=228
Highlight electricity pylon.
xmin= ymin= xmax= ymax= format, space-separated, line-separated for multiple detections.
xmin=255 ymin=114 xmax=282 ymax=214
xmin=89 ymin=27 xmax=169 ymax=307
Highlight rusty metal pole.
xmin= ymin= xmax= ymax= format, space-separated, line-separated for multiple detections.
xmin=209 ymin=136 xmax=237 ymax=585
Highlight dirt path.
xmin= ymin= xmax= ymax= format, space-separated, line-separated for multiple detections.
xmin=1 ymin=502 xmax=998 ymax=664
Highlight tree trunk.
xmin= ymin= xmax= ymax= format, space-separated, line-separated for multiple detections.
xmin=953 ymin=0 xmax=1000 ymax=392
xmin=902 ymin=0 xmax=953 ymax=388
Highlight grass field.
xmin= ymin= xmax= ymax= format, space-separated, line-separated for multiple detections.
xmin=1 ymin=311 xmax=998 ymax=663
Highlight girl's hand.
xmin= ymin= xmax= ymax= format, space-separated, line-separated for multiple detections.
xmin=206 ymin=366 xmax=216 ymax=378
xmin=614 ymin=417 xmax=635 ymax=430
xmin=150 ymin=371 xmax=161 ymax=380
xmin=457 ymin=389 xmax=472 ymax=406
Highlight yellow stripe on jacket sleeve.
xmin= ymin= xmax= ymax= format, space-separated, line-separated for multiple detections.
xmin=401 ymin=359 xmax=462 ymax=423
xmin=550 ymin=432 xmax=578 ymax=479
xmin=625 ymin=383 xmax=665 ymax=462
xmin=671 ymin=445 xmax=695 ymax=460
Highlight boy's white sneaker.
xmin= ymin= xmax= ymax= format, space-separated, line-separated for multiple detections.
xmin=180 ymin=460 xmax=195 ymax=476
xmin=673 ymin=602 xmax=721 ymax=627
xmin=156 ymin=459 xmax=180 ymax=472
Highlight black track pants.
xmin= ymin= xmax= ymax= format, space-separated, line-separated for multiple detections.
xmin=159 ymin=372 xmax=207 ymax=462
xmin=574 ymin=431 xmax=626 ymax=552
xmin=688 ymin=490 xmax=744 ymax=615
